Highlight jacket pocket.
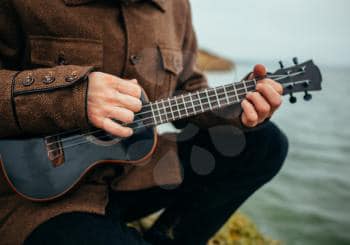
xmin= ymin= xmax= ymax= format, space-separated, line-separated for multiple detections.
xmin=156 ymin=45 xmax=183 ymax=98
xmin=29 ymin=36 xmax=103 ymax=69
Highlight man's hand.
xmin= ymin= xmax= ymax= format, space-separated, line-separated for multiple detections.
xmin=241 ymin=65 xmax=283 ymax=128
xmin=87 ymin=72 xmax=142 ymax=137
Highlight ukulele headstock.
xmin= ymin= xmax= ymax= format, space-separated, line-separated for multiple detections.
xmin=270 ymin=58 xmax=323 ymax=103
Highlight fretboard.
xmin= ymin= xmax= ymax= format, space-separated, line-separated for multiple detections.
xmin=134 ymin=79 xmax=257 ymax=129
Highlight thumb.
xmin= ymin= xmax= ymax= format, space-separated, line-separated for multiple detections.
xmin=253 ymin=64 xmax=267 ymax=79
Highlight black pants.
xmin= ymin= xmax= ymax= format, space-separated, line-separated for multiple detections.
xmin=24 ymin=122 xmax=289 ymax=245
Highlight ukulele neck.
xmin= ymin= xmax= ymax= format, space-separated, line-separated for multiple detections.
xmin=137 ymin=78 xmax=258 ymax=128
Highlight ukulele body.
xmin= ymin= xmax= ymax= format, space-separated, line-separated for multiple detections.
xmin=0 ymin=91 xmax=157 ymax=202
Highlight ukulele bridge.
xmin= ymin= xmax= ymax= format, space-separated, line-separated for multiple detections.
xmin=44 ymin=136 xmax=65 ymax=167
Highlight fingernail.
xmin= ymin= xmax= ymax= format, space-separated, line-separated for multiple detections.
xmin=254 ymin=64 xmax=267 ymax=77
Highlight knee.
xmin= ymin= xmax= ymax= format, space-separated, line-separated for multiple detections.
xmin=262 ymin=123 xmax=289 ymax=181
xmin=244 ymin=122 xmax=289 ymax=184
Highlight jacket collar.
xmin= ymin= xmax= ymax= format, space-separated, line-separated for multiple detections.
xmin=63 ymin=0 xmax=166 ymax=12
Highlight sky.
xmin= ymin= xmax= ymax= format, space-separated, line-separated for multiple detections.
xmin=190 ymin=0 xmax=350 ymax=68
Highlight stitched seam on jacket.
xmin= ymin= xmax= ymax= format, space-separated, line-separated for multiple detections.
xmin=13 ymin=77 xmax=84 ymax=96
xmin=10 ymin=71 xmax=23 ymax=132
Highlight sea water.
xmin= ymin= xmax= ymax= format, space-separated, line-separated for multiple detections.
xmin=162 ymin=0 xmax=350 ymax=244
xmin=204 ymin=65 xmax=350 ymax=245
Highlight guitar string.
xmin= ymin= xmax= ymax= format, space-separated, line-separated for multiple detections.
xmin=44 ymin=82 xmax=252 ymax=141
xmin=46 ymin=72 xmax=298 ymax=148
xmin=48 ymin=68 xmax=309 ymax=157
xmin=134 ymin=81 xmax=256 ymax=116
xmin=45 ymin=73 xmax=290 ymax=139
xmin=118 ymin=73 xmax=290 ymax=118
xmin=48 ymin=89 xmax=252 ymax=157
xmin=122 ymin=71 xmax=301 ymax=120
xmin=47 ymin=71 xmax=303 ymax=148
xmin=45 ymin=72 xmax=299 ymax=140
xmin=47 ymin=86 xmax=258 ymax=156
xmin=134 ymin=71 xmax=303 ymax=119
xmin=46 ymin=83 xmax=256 ymax=147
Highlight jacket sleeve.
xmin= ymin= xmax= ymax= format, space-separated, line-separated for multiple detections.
xmin=173 ymin=0 xmax=243 ymax=129
xmin=0 ymin=1 xmax=92 ymax=138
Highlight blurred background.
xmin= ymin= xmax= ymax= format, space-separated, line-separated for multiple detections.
xmin=160 ymin=0 xmax=350 ymax=244
xmin=192 ymin=0 xmax=350 ymax=244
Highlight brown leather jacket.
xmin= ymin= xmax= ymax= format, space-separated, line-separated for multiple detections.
xmin=0 ymin=0 xmax=241 ymax=243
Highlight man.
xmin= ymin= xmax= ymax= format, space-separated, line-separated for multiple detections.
xmin=0 ymin=0 xmax=288 ymax=244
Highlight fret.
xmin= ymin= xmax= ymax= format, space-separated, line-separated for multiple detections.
xmin=176 ymin=95 xmax=186 ymax=118
xmin=201 ymin=90 xmax=211 ymax=111
xmin=204 ymin=89 xmax=212 ymax=110
xmin=197 ymin=91 xmax=205 ymax=112
xmin=160 ymin=100 xmax=168 ymax=123
xmin=242 ymin=80 xmax=248 ymax=94
xmin=183 ymin=95 xmax=194 ymax=115
xmin=223 ymin=86 xmax=230 ymax=104
xmin=207 ymin=89 xmax=219 ymax=108
xmin=233 ymin=84 xmax=240 ymax=102
xmin=168 ymin=98 xmax=175 ymax=120
xmin=154 ymin=101 xmax=163 ymax=124
xmin=171 ymin=97 xmax=180 ymax=119
xmin=162 ymin=100 xmax=169 ymax=122
xmin=191 ymin=92 xmax=202 ymax=113
xmin=149 ymin=103 xmax=156 ymax=125
xmin=225 ymin=84 xmax=237 ymax=103
xmin=214 ymin=88 xmax=221 ymax=107
xmin=235 ymin=83 xmax=244 ymax=92
xmin=190 ymin=94 xmax=195 ymax=113
xmin=181 ymin=94 xmax=189 ymax=117
xmin=163 ymin=99 xmax=174 ymax=122
xmin=216 ymin=86 xmax=229 ymax=106
xmin=235 ymin=83 xmax=246 ymax=101
xmin=151 ymin=103 xmax=161 ymax=125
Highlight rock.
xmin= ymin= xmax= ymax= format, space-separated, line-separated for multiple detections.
xmin=197 ymin=49 xmax=235 ymax=72
xmin=129 ymin=211 xmax=280 ymax=245
xmin=208 ymin=212 xmax=281 ymax=245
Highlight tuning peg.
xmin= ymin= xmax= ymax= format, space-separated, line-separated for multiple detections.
xmin=289 ymin=94 xmax=297 ymax=104
xmin=279 ymin=61 xmax=284 ymax=69
xmin=303 ymin=81 xmax=310 ymax=88
xmin=293 ymin=57 xmax=299 ymax=65
xmin=304 ymin=91 xmax=312 ymax=101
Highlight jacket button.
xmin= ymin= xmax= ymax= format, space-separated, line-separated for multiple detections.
xmin=65 ymin=71 xmax=78 ymax=83
xmin=42 ymin=73 xmax=55 ymax=84
xmin=130 ymin=55 xmax=141 ymax=65
xmin=22 ymin=73 xmax=35 ymax=86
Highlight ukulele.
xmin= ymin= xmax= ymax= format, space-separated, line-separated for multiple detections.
xmin=0 ymin=58 xmax=323 ymax=202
